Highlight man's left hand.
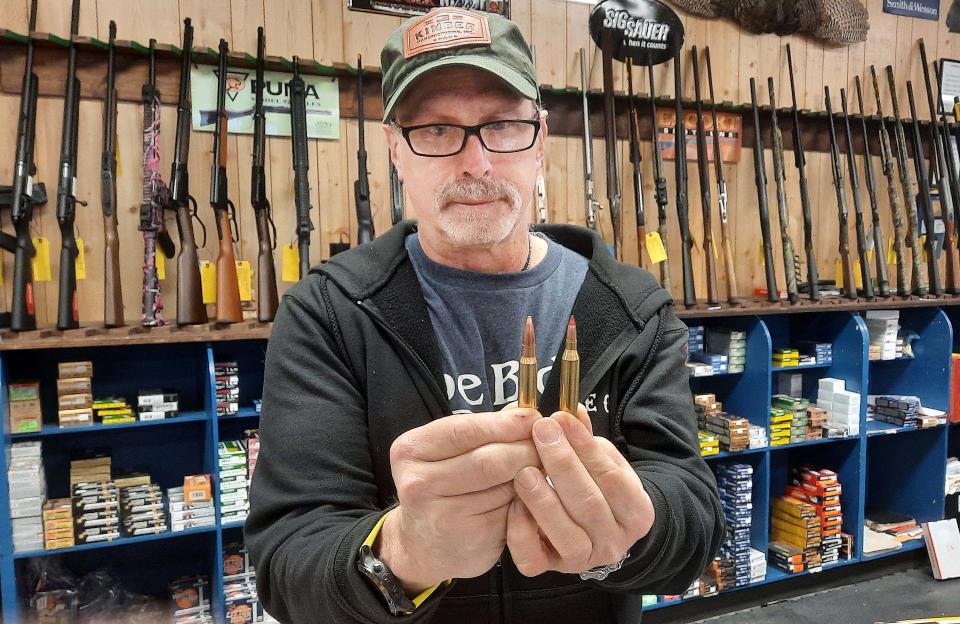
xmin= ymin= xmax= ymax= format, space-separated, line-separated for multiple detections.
xmin=506 ymin=406 xmax=655 ymax=577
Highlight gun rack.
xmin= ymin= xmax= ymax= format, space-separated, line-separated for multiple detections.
xmin=0 ymin=28 xmax=942 ymax=160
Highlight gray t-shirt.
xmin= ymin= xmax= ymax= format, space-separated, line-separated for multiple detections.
xmin=405 ymin=233 xmax=589 ymax=414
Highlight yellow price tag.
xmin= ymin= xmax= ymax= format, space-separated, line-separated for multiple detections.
xmin=156 ymin=249 xmax=165 ymax=280
xmin=853 ymin=260 xmax=863 ymax=290
xmin=200 ymin=260 xmax=217 ymax=305
xmin=758 ymin=240 xmax=765 ymax=267
xmin=75 ymin=237 xmax=86 ymax=280
xmin=887 ymin=238 xmax=896 ymax=265
xmin=835 ymin=259 xmax=843 ymax=290
xmin=645 ymin=232 xmax=667 ymax=264
xmin=281 ymin=243 xmax=300 ymax=283
xmin=236 ymin=260 xmax=253 ymax=302
xmin=32 ymin=237 xmax=51 ymax=282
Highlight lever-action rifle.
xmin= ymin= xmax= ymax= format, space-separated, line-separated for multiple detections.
xmin=691 ymin=47 xmax=719 ymax=305
xmin=252 ymin=27 xmax=278 ymax=322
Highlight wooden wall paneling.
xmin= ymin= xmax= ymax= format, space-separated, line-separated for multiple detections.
xmin=33 ymin=0 xmax=97 ymax=38
xmin=545 ymin=122 xmax=569 ymax=229
xmin=177 ymin=0 xmax=233 ymax=50
xmin=341 ymin=7 xmax=403 ymax=70
xmin=894 ymin=16 xmax=914 ymax=114
xmin=28 ymin=97 xmax=63 ymax=327
xmin=776 ymin=34 xmax=805 ymax=294
xmin=0 ymin=95 xmax=18 ymax=311
xmin=316 ymin=120 xmax=351 ymax=264
xmin=229 ymin=0 xmax=264 ymax=52
xmin=365 ymin=118 xmax=392 ymax=242
xmin=564 ymin=125 xmax=586 ymax=227
xmin=509 ymin=0 xmax=532 ymax=48
xmin=618 ymin=120 xmax=638 ymax=267
xmin=93 ymin=0 xmax=181 ymax=44
xmin=531 ymin=0 xmax=566 ymax=89
xmin=821 ymin=43 xmax=849 ymax=287
xmin=312 ymin=0 xmax=345 ymax=67
xmin=565 ymin=1 xmax=591 ymax=92
xmin=8 ymin=1 xmax=29 ymax=33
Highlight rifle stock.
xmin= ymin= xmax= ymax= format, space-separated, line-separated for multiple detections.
xmin=675 ymin=54 xmax=696 ymax=307
xmin=211 ymin=39 xmax=242 ymax=323
xmin=102 ymin=21 xmax=123 ymax=327
xmin=691 ymin=47 xmax=718 ymax=305
xmin=840 ymin=88 xmax=875 ymax=298
xmin=647 ymin=62 xmax=671 ymax=294
xmin=886 ymin=66 xmax=927 ymax=296
xmin=56 ymin=0 xmax=83 ymax=330
xmin=252 ymin=27 xmax=278 ymax=322
xmin=768 ymin=78 xmax=799 ymax=303
xmin=906 ymin=81 xmax=942 ymax=295
xmin=169 ymin=19 xmax=207 ymax=325
xmin=750 ymin=78 xmax=779 ymax=302
xmin=854 ymin=76 xmax=890 ymax=297
xmin=705 ymin=47 xmax=737 ymax=303
xmin=871 ymin=65 xmax=909 ymax=296
xmin=824 ymin=86 xmax=858 ymax=300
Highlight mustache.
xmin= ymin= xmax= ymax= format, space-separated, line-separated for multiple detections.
xmin=435 ymin=177 xmax=519 ymax=208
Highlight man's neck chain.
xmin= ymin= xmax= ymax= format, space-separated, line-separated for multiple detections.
xmin=521 ymin=235 xmax=532 ymax=271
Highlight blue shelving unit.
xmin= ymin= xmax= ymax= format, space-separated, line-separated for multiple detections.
xmin=0 ymin=339 xmax=267 ymax=623
xmin=0 ymin=306 xmax=952 ymax=620
xmin=653 ymin=309 xmax=952 ymax=611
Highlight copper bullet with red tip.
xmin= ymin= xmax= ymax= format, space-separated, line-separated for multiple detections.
xmin=558 ymin=316 xmax=580 ymax=415
xmin=518 ymin=316 xmax=538 ymax=409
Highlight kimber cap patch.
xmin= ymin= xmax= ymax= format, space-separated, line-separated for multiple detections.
xmin=402 ymin=8 xmax=492 ymax=59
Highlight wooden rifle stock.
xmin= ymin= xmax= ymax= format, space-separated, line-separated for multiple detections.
xmin=252 ymin=27 xmax=278 ymax=322
xmin=855 ymin=76 xmax=890 ymax=297
xmin=212 ymin=40 xmax=242 ymax=323
xmin=675 ymin=54 xmax=696 ymax=307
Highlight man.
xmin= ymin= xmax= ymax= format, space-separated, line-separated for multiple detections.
xmin=246 ymin=8 xmax=723 ymax=623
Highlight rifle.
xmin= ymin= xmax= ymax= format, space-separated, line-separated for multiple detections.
xmin=290 ymin=57 xmax=313 ymax=279
xmin=920 ymin=40 xmax=960 ymax=294
xmin=139 ymin=39 xmax=175 ymax=327
xmin=785 ymin=45 xmax=819 ymax=300
xmin=0 ymin=0 xmax=47 ymax=331
xmin=102 ymin=22 xmax=124 ymax=327
xmin=389 ymin=161 xmax=404 ymax=225
xmin=675 ymin=53 xmax=696 ymax=307
xmin=690 ymin=48 xmax=719 ymax=305
xmin=168 ymin=19 xmax=208 ymax=325
xmin=252 ymin=27 xmax=278 ymax=322
xmin=935 ymin=64 xmax=960 ymax=277
xmin=854 ymin=76 xmax=891 ymax=297
xmin=839 ymin=88 xmax=875 ymax=298
xmin=210 ymin=39 xmax=242 ymax=323
xmin=871 ymin=65 xmax=909 ymax=296
xmin=600 ymin=29 xmax=622 ymax=259
xmin=355 ymin=55 xmax=374 ymax=245
xmin=579 ymin=48 xmax=601 ymax=231
xmin=705 ymin=47 xmax=737 ymax=303
xmin=535 ymin=173 xmax=547 ymax=224
xmin=647 ymin=61 xmax=671 ymax=294
xmin=824 ymin=86 xmax=858 ymax=300
xmin=625 ymin=58 xmax=645 ymax=268
xmin=749 ymin=78 xmax=779 ymax=302
xmin=906 ymin=81 xmax=943 ymax=295
xmin=768 ymin=77 xmax=800 ymax=303
xmin=886 ymin=65 xmax=927 ymax=296
xmin=56 ymin=0 xmax=86 ymax=330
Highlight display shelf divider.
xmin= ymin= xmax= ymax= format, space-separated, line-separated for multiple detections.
xmin=0 ymin=355 xmax=19 ymax=622
xmin=204 ymin=345 xmax=227 ymax=624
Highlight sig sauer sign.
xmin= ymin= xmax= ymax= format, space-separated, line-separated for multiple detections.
xmin=590 ymin=0 xmax=684 ymax=66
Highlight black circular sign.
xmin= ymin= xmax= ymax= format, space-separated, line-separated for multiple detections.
xmin=589 ymin=0 xmax=685 ymax=66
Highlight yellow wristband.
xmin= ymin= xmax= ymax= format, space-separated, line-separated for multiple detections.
xmin=361 ymin=509 xmax=452 ymax=609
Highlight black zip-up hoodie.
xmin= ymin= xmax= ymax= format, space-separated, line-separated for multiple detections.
xmin=246 ymin=222 xmax=724 ymax=624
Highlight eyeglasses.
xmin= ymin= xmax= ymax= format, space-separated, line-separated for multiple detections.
xmin=392 ymin=116 xmax=542 ymax=157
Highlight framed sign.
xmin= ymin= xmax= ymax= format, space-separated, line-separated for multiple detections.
xmin=940 ymin=58 xmax=960 ymax=115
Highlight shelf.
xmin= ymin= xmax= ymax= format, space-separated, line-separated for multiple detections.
xmin=9 ymin=411 xmax=208 ymax=439
xmin=869 ymin=356 xmax=915 ymax=363
xmin=219 ymin=406 xmax=260 ymax=420
xmin=0 ymin=322 xmax=272 ymax=352
xmin=11 ymin=525 xmax=218 ymax=559
xmin=221 ymin=520 xmax=246 ymax=530
xmin=771 ymin=362 xmax=833 ymax=372
xmin=643 ymin=558 xmax=860 ymax=610
xmin=862 ymin=538 xmax=925 ymax=560
xmin=769 ymin=436 xmax=857 ymax=450
xmin=689 ymin=370 xmax=744 ymax=378
xmin=675 ymin=296 xmax=958 ymax=319
xmin=866 ymin=420 xmax=921 ymax=437
xmin=702 ymin=447 xmax=768 ymax=461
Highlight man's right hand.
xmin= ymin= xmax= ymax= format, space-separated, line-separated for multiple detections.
xmin=376 ymin=407 xmax=543 ymax=595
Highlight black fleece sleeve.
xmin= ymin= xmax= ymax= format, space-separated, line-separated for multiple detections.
xmin=245 ymin=286 xmax=454 ymax=624
xmin=592 ymin=308 xmax=725 ymax=594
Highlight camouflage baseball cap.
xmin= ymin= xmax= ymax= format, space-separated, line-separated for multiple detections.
xmin=380 ymin=7 xmax=540 ymax=122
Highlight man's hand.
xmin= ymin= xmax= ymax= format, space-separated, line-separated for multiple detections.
xmin=379 ymin=406 xmax=543 ymax=594
xmin=506 ymin=406 xmax=655 ymax=577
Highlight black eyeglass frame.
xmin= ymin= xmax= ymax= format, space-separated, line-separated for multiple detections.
xmin=390 ymin=115 xmax=543 ymax=157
